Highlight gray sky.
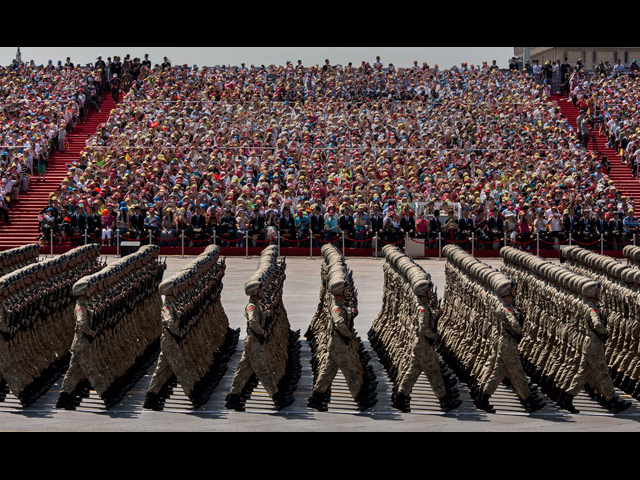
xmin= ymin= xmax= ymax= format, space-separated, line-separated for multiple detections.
xmin=1 ymin=47 xmax=516 ymax=69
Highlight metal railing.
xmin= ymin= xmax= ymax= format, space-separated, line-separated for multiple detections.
xmin=39 ymin=227 xmax=638 ymax=259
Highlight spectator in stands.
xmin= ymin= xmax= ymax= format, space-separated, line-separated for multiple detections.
xmin=101 ymin=208 xmax=115 ymax=246
xmin=279 ymin=207 xmax=296 ymax=246
xmin=322 ymin=205 xmax=337 ymax=243
xmin=608 ymin=210 xmax=624 ymax=249
xmin=110 ymin=74 xmax=121 ymax=103
xmin=339 ymin=205 xmax=355 ymax=247
xmin=613 ymin=59 xmax=626 ymax=76
xmin=0 ymin=191 xmax=9 ymax=224
xmin=160 ymin=207 xmax=177 ymax=246
xmin=87 ymin=205 xmax=102 ymax=243
xmin=623 ymin=209 xmax=640 ymax=243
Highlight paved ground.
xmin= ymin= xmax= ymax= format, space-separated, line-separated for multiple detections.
xmin=2 ymin=254 xmax=640 ymax=431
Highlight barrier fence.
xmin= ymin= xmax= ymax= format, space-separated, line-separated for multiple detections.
xmin=22 ymin=228 xmax=640 ymax=260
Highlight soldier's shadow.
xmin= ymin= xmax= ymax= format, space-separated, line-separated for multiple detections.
xmin=9 ymin=409 xmax=56 ymax=419
xmin=181 ymin=410 xmax=229 ymax=420
xmin=90 ymin=397 xmax=144 ymax=419
xmin=1 ymin=395 xmax=57 ymax=419
xmin=267 ymin=409 xmax=315 ymax=420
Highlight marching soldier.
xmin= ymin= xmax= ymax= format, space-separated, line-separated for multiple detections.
xmin=392 ymin=284 xmax=462 ymax=413
xmin=307 ymin=245 xmax=377 ymax=412
xmin=308 ymin=287 xmax=376 ymax=412
xmin=226 ymin=247 xmax=299 ymax=412
xmin=226 ymin=283 xmax=291 ymax=410
xmin=57 ymin=276 xmax=98 ymax=409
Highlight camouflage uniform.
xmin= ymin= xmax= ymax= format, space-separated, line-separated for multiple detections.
xmin=0 ymin=245 xmax=101 ymax=408
xmin=226 ymin=246 xmax=301 ymax=411
xmin=501 ymin=246 xmax=630 ymax=414
xmin=369 ymin=245 xmax=460 ymax=413
xmin=145 ymin=246 xmax=239 ymax=410
xmin=307 ymin=244 xmax=377 ymax=412
xmin=438 ymin=245 xmax=544 ymax=413
xmin=57 ymin=245 xmax=165 ymax=410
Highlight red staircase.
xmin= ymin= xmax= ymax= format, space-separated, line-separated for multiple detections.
xmin=0 ymin=95 xmax=116 ymax=251
xmin=553 ymin=94 xmax=640 ymax=202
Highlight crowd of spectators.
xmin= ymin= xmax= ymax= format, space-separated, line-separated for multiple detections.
xmin=0 ymin=57 xmax=106 ymax=225
xmin=33 ymin=55 xmax=640 ymax=251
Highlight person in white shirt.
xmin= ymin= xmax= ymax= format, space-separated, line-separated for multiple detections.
xmin=613 ymin=60 xmax=626 ymax=75
xmin=534 ymin=210 xmax=548 ymax=238
xmin=532 ymin=60 xmax=542 ymax=84
xmin=547 ymin=206 xmax=564 ymax=247
xmin=3 ymin=176 xmax=17 ymax=204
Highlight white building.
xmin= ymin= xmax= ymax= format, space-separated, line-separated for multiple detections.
xmin=514 ymin=47 xmax=640 ymax=70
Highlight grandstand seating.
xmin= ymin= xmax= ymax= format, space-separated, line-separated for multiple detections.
xmin=2 ymin=61 xmax=638 ymax=257
xmin=0 ymin=96 xmax=116 ymax=250
xmin=554 ymin=94 xmax=640 ymax=202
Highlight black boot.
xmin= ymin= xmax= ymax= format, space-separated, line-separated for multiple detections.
xmin=539 ymin=375 xmax=551 ymax=394
xmin=475 ymin=394 xmax=495 ymax=414
xmin=632 ymin=383 xmax=640 ymax=400
xmin=609 ymin=368 xmax=619 ymax=382
xmin=625 ymin=379 xmax=637 ymax=395
xmin=443 ymin=374 xmax=458 ymax=389
xmin=620 ymin=376 xmax=632 ymax=393
xmin=273 ymin=391 xmax=295 ymax=411
xmin=392 ymin=392 xmax=411 ymax=413
xmin=79 ymin=386 xmax=91 ymax=399
xmin=447 ymin=387 xmax=460 ymax=399
xmin=390 ymin=385 xmax=398 ymax=403
xmin=530 ymin=369 xmax=541 ymax=385
xmin=469 ymin=383 xmax=479 ymax=400
xmin=605 ymin=396 xmax=632 ymax=415
xmin=439 ymin=394 xmax=462 ymax=413
xmin=308 ymin=390 xmax=328 ymax=412
xmin=143 ymin=393 xmax=165 ymax=411
xmin=557 ymin=393 xmax=579 ymax=414
xmin=225 ymin=394 xmax=246 ymax=412
xmin=548 ymin=386 xmax=561 ymax=402
xmin=354 ymin=389 xmax=377 ymax=412
xmin=56 ymin=392 xmax=78 ymax=410
xmin=522 ymin=394 xmax=546 ymax=413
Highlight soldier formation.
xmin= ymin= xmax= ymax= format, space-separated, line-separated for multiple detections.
xmin=0 ymin=244 xmax=102 ymax=406
xmin=305 ymin=245 xmax=377 ymax=412
xmin=438 ymin=245 xmax=546 ymax=413
xmin=225 ymin=246 xmax=301 ymax=411
xmin=1 ymin=239 xmax=640 ymax=417
xmin=0 ymin=244 xmax=40 ymax=278
xmin=501 ymin=246 xmax=630 ymax=414
xmin=561 ymin=246 xmax=640 ymax=401
xmin=369 ymin=245 xmax=461 ymax=413
xmin=145 ymin=245 xmax=240 ymax=410
xmin=57 ymin=245 xmax=166 ymax=409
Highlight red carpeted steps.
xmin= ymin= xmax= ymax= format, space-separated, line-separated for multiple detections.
xmin=0 ymin=95 xmax=116 ymax=250
xmin=553 ymin=93 xmax=640 ymax=202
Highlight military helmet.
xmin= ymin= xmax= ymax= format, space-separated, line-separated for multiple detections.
xmin=621 ymin=268 xmax=636 ymax=285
